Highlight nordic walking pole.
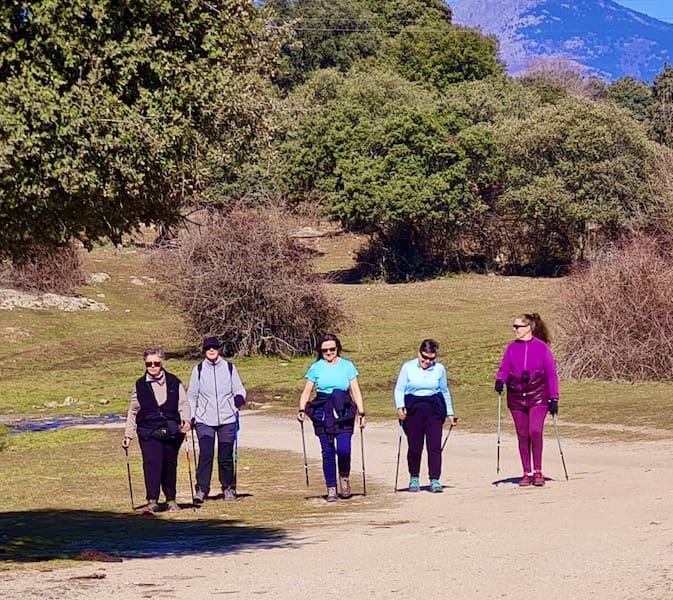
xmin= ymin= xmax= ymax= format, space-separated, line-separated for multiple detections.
xmin=496 ymin=392 xmax=502 ymax=474
xmin=300 ymin=420 xmax=309 ymax=487
xmin=552 ymin=414 xmax=569 ymax=481
xmin=360 ymin=425 xmax=367 ymax=497
xmin=184 ymin=437 xmax=196 ymax=509
xmin=441 ymin=422 xmax=456 ymax=452
xmin=190 ymin=427 xmax=198 ymax=479
xmin=123 ymin=446 xmax=135 ymax=510
xmin=234 ymin=411 xmax=240 ymax=488
xmin=394 ymin=420 xmax=403 ymax=493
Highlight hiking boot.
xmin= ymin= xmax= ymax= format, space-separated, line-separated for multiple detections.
xmin=223 ymin=487 xmax=237 ymax=501
xmin=518 ymin=474 xmax=532 ymax=487
xmin=142 ymin=502 xmax=161 ymax=515
xmin=194 ymin=489 xmax=206 ymax=504
xmin=339 ymin=477 xmax=351 ymax=499
xmin=326 ymin=487 xmax=338 ymax=502
xmin=533 ymin=471 xmax=545 ymax=487
xmin=166 ymin=500 xmax=181 ymax=512
xmin=430 ymin=479 xmax=443 ymax=493
xmin=408 ymin=476 xmax=420 ymax=492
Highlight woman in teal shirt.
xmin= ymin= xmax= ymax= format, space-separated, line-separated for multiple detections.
xmin=297 ymin=334 xmax=366 ymax=502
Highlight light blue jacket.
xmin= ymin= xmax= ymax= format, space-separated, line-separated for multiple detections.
xmin=187 ymin=357 xmax=246 ymax=426
xmin=393 ymin=358 xmax=454 ymax=416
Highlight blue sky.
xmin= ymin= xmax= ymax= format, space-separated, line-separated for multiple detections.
xmin=615 ymin=0 xmax=673 ymax=22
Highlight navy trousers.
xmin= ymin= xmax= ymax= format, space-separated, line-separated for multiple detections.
xmin=195 ymin=422 xmax=237 ymax=494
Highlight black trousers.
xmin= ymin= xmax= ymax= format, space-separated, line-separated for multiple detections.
xmin=195 ymin=422 xmax=237 ymax=494
xmin=138 ymin=434 xmax=184 ymax=501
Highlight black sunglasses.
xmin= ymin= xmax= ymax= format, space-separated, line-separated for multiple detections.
xmin=512 ymin=324 xmax=529 ymax=329
xmin=321 ymin=346 xmax=338 ymax=354
xmin=419 ymin=353 xmax=436 ymax=362
xmin=145 ymin=361 xmax=162 ymax=368
xmin=204 ymin=345 xmax=220 ymax=351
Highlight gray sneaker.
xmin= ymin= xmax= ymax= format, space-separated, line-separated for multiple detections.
xmin=326 ymin=487 xmax=338 ymax=502
xmin=194 ymin=489 xmax=206 ymax=504
xmin=223 ymin=487 xmax=237 ymax=501
xmin=339 ymin=477 xmax=351 ymax=499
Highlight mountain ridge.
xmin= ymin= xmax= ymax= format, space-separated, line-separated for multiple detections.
xmin=449 ymin=0 xmax=673 ymax=81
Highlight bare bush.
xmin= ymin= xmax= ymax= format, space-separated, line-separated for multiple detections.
xmin=152 ymin=209 xmax=344 ymax=356
xmin=0 ymin=243 xmax=85 ymax=294
xmin=556 ymin=236 xmax=673 ymax=380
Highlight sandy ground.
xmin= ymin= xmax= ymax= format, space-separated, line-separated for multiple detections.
xmin=2 ymin=413 xmax=673 ymax=599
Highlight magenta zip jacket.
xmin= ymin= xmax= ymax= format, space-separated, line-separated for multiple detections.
xmin=496 ymin=337 xmax=560 ymax=410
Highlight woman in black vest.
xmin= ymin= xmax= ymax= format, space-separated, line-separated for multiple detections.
xmin=122 ymin=347 xmax=191 ymax=514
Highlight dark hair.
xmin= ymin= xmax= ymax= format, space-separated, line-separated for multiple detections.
xmin=316 ymin=334 xmax=342 ymax=360
xmin=520 ymin=313 xmax=551 ymax=345
xmin=418 ymin=339 xmax=439 ymax=354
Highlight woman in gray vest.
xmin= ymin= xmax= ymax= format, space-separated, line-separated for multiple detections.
xmin=188 ymin=337 xmax=247 ymax=502
xmin=122 ymin=347 xmax=191 ymax=515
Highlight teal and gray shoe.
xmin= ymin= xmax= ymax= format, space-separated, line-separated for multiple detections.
xmin=408 ymin=477 xmax=420 ymax=492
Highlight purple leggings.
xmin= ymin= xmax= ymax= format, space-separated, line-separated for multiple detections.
xmin=510 ymin=404 xmax=548 ymax=473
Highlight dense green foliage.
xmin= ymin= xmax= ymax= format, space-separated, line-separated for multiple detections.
xmin=651 ymin=64 xmax=673 ymax=147
xmin=3 ymin=0 xmax=673 ymax=285
xmin=384 ymin=22 xmax=503 ymax=92
xmin=267 ymin=0 xmax=451 ymax=89
xmin=0 ymin=0 xmax=280 ymax=261
xmin=495 ymin=97 xmax=669 ymax=270
xmin=607 ymin=76 xmax=653 ymax=122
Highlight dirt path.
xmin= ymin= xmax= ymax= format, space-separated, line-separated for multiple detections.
xmin=2 ymin=414 xmax=673 ymax=599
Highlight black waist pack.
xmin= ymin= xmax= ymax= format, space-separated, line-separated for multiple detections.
xmin=151 ymin=419 xmax=180 ymax=440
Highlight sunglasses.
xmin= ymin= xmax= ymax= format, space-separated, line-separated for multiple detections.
xmin=204 ymin=345 xmax=220 ymax=351
xmin=512 ymin=324 xmax=529 ymax=329
xmin=321 ymin=346 xmax=337 ymax=354
xmin=145 ymin=361 xmax=162 ymax=368
xmin=419 ymin=353 xmax=436 ymax=362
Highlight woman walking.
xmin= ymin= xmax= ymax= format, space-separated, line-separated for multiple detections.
xmin=297 ymin=334 xmax=366 ymax=502
xmin=188 ymin=337 xmax=246 ymax=503
xmin=122 ymin=347 xmax=191 ymax=514
xmin=495 ymin=313 xmax=559 ymax=487
xmin=394 ymin=339 xmax=458 ymax=493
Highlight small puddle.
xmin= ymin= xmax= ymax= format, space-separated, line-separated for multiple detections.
xmin=6 ymin=414 xmax=125 ymax=435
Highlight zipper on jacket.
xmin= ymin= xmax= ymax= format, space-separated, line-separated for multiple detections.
xmin=213 ymin=361 xmax=221 ymax=426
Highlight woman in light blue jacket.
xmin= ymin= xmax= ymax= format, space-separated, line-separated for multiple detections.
xmin=187 ymin=336 xmax=246 ymax=502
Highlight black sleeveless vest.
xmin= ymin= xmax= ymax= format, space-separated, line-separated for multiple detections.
xmin=135 ymin=371 xmax=182 ymax=439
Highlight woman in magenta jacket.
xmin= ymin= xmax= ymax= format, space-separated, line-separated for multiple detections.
xmin=495 ymin=313 xmax=559 ymax=487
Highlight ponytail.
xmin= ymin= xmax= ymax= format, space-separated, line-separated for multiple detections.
xmin=524 ymin=312 xmax=551 ymax=345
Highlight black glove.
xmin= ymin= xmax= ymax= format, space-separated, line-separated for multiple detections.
xmin=234 ymin=394 xmax=245 ymax=409
xmin=190 ymin=417 xmax=196 ymax=427
xmin=549 ymin=399 xmax=559 ymax=415
xmin=495 ymin=379 xmax=504 ymax=394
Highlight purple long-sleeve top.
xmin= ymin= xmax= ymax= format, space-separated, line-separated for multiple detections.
xmin=496 ymin=337 xmax=559 ymax=410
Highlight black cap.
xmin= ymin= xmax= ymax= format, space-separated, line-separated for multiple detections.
xmin=202 ymin=336 xmax=221 ymax=350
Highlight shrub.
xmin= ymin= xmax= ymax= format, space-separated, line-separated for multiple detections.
xmin=154 ymin=209 xmax=344 ymax=356
xmin=556 ymin=236 xmax=673 ymax=380
xmin=0 ymin=243 xmax=85 ymax=294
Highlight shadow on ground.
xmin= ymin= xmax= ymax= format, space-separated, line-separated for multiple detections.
xmin=0 ymin=508 xmax=290 ymax=562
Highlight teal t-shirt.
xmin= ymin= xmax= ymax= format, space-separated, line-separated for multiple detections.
xmin=305 ymin=357 xmax=358 ymax=394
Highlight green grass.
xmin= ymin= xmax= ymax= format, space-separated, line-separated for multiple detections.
xmin=0 ymin=427 xmax=383 ymax=567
